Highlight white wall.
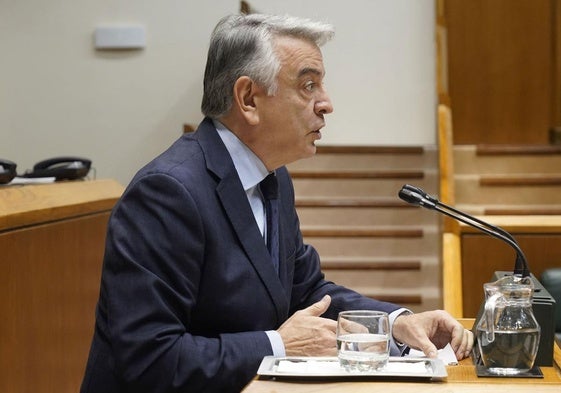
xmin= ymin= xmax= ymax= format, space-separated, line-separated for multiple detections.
xmin=1 ymin=0 xmax=435 ymax=186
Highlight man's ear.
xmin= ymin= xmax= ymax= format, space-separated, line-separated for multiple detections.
xmin=232 ymin=76 xmax=261 ymax=126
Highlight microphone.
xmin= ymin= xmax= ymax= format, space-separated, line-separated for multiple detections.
xmin=398 ymin=184 xmax=557 ymax=367
xmin=398 ymin=184 xmax=530 ymax=277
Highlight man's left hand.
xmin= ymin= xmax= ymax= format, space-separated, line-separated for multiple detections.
xmin=392 ymin=310 xmax=474 ymax=360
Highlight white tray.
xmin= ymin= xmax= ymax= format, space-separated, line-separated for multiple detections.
xmin=257 ymin=356 xmax=447 ymax=381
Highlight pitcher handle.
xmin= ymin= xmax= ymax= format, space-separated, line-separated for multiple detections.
xmin=484 ymin=293 xmax=502 ymax=343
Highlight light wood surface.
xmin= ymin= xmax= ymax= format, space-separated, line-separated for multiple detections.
xmin=0 ymin=179 xmax=123 ymax=393
xmin=0 ymin=178 xmax=123 ymax=230
xmin=243 ymin=319 xmax=561 ymax=393
xmin=458 ymin=215 xmax=561 ymax=233
xmin=442 ymin=232 xmax=463 ymax=318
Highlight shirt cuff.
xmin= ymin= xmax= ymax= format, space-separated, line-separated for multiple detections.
xmin=265 ymin=330 xmax=286 ymax=357
xmin=388 ymin=308 xmax=413 ymax=356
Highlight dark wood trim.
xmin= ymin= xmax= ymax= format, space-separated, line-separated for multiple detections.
xmin=302 ymin=227 xmax=423 ymax=238
xmin=315 ymin=146 xmax=424 ymax=155
xmin=476 ymin=144 xmax=561 ymax=155
xmin=321 ymin=258 xmax=421 ymax=270
xmin=290 ymin=170 xmax=424 ymax=179
xmin=366 ymin=294 xmax=423 ymax=304
xmin=484 ymin=206 xmax=561 ymax=215
xmin=295 ymin=197 xmax=416 ymax=208
xmin=480 ymin=175 xmax=561 ymax=186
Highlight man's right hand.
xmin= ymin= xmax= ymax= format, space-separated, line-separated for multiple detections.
xmin=277 ymin=295 xmax=337 ymax=356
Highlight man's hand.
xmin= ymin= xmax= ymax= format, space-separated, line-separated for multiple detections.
xmin=392 ymin=310 xmax=474 ymax=360
xmin=277 ymin=295 xmax=338 ymax=356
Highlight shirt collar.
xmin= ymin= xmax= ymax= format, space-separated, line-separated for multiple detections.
xmin=213 ymin=120 xmax=270 ymax=191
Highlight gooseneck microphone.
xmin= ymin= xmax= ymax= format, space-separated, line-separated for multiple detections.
xmin=398 ymin=184 xmax=530 ymax=277
xmin=398 ymin=184 xmax=559 ymax=367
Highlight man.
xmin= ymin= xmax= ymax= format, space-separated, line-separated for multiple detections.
xmin=81 ymin=13 xmax=473 ymax=393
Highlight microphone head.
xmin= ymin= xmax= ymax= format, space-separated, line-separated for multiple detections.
xmin=398 ymin=188 xmax=421 ymax=205
xmin=398 ymin=185 xmax=437 ymax=209
xmin=402 ymin=184 xmax=438 ymax=203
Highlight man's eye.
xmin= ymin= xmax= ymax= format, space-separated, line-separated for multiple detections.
xmin=304 ymin=81 xmax=316 ymax=92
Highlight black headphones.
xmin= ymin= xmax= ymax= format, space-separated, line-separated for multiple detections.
xmin=0 ymin=157 xmax=92 ymax=184
xmin=0 ymin=159 xmax=17 ymax=184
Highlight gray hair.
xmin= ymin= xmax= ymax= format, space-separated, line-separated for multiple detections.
xmin=201 ymin=14 xmax=335 ymax=119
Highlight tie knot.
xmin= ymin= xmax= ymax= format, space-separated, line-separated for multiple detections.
xmin=259 ymin=173 xmax=278 ymax=200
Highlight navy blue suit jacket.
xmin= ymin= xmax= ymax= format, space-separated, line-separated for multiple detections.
xmin=81 ymin=118 xmax=401 ymax=393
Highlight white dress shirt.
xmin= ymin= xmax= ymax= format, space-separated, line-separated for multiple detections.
xmin=214 ymin=120 xmax=285 ymax=356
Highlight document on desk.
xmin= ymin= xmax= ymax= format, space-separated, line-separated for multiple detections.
xmin=405 ymin=343 xmax=458 ymax=365
xmin=7 ymin=176 xmax=56 ymax=185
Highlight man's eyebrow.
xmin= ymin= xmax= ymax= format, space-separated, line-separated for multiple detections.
xmin=298 ymin=67 xmax=323 ymax=78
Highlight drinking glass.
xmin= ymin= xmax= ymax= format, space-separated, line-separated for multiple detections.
xmin=336 ymin=310 xmax=390 ymax=372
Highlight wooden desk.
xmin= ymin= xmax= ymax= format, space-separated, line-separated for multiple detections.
xmin=0 ymin=179 xmax=123 ymax=393
xmin=243 ymin=319 xmax=561 ymax=393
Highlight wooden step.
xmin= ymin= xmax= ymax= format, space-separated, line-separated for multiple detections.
xmin=296 ymin=205 xmax=434 ymax=226
xmin=455 ymin=176 xmax=561 ymax=205
xmin=295 ymin=196 xmax=416 ymax=208
xmin=292 ymin=144 xmax=441 ymax=312
xmin=316 ymin=146 xmax=425 ymax=154
xmin=476 ymin=144 xmax=561 ymax=155
xmin=454 ymin=145 xmax=561 ymax=174
xmin=320 ymin=257 xmax=421 ymax=270
xmin=288 ymin=146 xmax=437 ymax=171
xmin=325 ymin=269 xmax=437 ymax=291
xmin=455 ymin=203 xmax=561 ymax=216
xmin=293 ymin=177 xmax=437 ymax=198
xmin=301 ymin=226 xmax=423 ymax=238
xmin=290 ymin=170 xmax=424 ymax=180
xmin=307 ymin=229 xmax=439 ymax=258
xmin=365 ymin=293 xmax=422 ymax=305
xmin=483 ymin=205 xmax=561 ymax=215
xmin=480 ymin=174 xmax=561 ymax=186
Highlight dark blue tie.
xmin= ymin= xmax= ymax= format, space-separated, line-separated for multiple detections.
xmin=260 ymin=173 xmax=279 ymax=273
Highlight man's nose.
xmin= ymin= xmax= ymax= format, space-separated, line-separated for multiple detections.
xmin=315 ymin=91 xmax=334 ymax=115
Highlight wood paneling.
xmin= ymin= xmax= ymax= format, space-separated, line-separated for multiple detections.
xmin=0 ymin=214 xmax=110 ymax=393
xmin=445 ymin=0 xmax=556 ymax=144
xmin=0 ymin=180 xmax=123 ymax=393
xmin=461 ymin=233 xmax=561 ymax=317
xmin=290 ymin=145 xmax=441 ymax=312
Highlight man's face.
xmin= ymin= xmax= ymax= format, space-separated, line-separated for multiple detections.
xmin=254 ymin=36 xmax=333 ymax=168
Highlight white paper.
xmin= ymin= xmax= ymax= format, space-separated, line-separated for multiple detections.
xmin=6 ymin=176 xmax=56 ymax=185
xmin=405 ymin=343 xmax=458 ymax=365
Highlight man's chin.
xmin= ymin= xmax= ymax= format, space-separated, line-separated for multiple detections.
xmin=305 ymin=142 xmax=318 ymax=157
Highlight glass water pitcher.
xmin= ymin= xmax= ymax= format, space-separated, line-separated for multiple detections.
xmin=475 ymin=275 xmax=541 ymax=375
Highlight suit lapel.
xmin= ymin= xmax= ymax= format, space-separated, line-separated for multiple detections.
xmin=195 ymin=119 xmax=289 ymax=325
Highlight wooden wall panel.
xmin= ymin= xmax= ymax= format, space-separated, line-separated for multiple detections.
xmin=0 ymin=179 xmax=122 ymax=393
xmin=0 ymin=213 xmax=110 ymax=393
xmin=445 ymin=0 xmax=555 ymax=144
xmin=460 ymin=233 xmax=561 ymax=317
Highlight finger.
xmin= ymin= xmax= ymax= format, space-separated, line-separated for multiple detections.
xmin=448 ymin=322 xmax=466 ymax=351
xmin=462 ymin=329 xmax=474 ymax=359
xmin=419 ymin=340 xmax=438 ymax=358
xmin=454 ymin=329 xmax=473 ymax=360
xmin=299 ymin=295 xmax=331 ymax=317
